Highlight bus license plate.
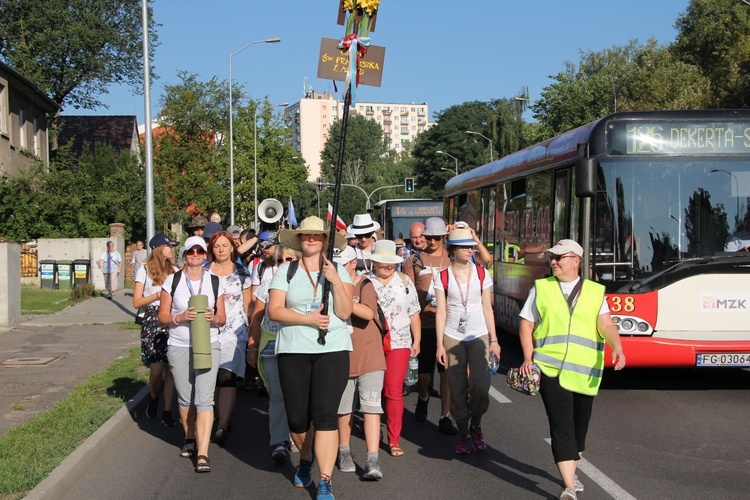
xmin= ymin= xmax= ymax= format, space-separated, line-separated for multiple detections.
xmin=696 ymin=353 xmax=750 ymax=367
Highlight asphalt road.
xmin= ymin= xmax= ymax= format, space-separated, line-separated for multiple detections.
xmin=65 ymin=335 xmax=750 ymax=500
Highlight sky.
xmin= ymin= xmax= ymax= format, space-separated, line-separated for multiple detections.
xmin=67 ymin=0 xmax=693 ymax=124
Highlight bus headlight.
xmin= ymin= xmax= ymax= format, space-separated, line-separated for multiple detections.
xmin=611 ymin=315 xmax=653 ymax=335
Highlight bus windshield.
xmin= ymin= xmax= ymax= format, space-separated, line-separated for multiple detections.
xmin=594 ymin=157 xmax=750 ymax=284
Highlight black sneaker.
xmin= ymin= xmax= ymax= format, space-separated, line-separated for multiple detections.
xmin=146 ymin=397 xmax=158 ymax=419
xmin=161 ymin=411 xmax=177 ymax=427
xmin=415 ymin=396 xmax=429 ymax=423
xmin=439 ymin=416 xmax=458 ymax=435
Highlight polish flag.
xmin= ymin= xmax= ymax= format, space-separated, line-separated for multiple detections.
xmin=327 ymin=203 xmax=347 ymax=231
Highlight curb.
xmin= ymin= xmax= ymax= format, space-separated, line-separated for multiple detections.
xmin=25 ymin=385 xmax=151 ymax=500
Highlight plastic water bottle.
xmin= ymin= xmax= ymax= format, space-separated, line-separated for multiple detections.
xmin=488 ymin=352 xmax=499 ymax=375
xmin=405 ymin=357 xmax=419 ymax=386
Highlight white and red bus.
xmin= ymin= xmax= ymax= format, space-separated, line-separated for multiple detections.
xmin=444 ymin=110 xmax=750 ymax=367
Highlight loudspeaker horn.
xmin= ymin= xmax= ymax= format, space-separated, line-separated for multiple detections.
xmin=258 ymin=198 xmax=283 ymax=224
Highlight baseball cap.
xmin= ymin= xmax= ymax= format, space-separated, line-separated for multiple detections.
xmin=227 ymin=224 xmax=242 ymax=234
xmin=182 ymin=236 xmax=207 ymax=256
xmin=332 ymin=245 xmax=357 ymax=265
xmin=202 ymin=221 xmax=222 ymax=240
xmin=259 ymin=231 xmax=279 ymax=248
xmin=545 ymin=239 xmax=583 ymax=258
xmin=148 ymin=234 xmax=176 ymax=249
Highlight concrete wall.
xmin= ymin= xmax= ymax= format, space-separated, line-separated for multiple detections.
xmin=37 ymin=237 xmax=124 ymax=292
xmin=0 ymin=242 xmax=21 ymax=328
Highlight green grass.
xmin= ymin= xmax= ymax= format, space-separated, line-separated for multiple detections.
xmin=116 ymin=320 xmax=142 ymax=331
xmin=0 ymin=348 xmax=148 ymax=497
xmin=20 ymin=286 xmax=75 ymax=315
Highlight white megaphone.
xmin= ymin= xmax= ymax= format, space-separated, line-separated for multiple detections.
xmin=258 ymin=198 xmax=283 ymax=225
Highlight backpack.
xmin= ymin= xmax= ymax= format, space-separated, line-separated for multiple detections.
xmin=170 ymin=270 xmax=220 ymax=313
xmin=438 ymin=264 xmax=486 ymax=298
xmin=202 ymin=260 xmax=249 ymax=287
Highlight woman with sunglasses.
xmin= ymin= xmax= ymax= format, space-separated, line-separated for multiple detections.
xmin=518 ymin=239 xmax=625 ymax=500
xmin=159 ymin=236 xmax=226 ymax=473
xmin=347 ymin=213 xmax=381 ymax=276
xmin=247 ymin=244 xmax=300 ymax=463
xmin=206 ymin=230 xmax=251 ymax=446
xmin=268 ymin=216 xmax=352 ymax=500
xmin=435 ymin=228 xmax=499 ymax=455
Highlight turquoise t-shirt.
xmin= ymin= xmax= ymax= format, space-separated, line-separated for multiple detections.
xmin=269 ymin=261 xmax=353 ymax=354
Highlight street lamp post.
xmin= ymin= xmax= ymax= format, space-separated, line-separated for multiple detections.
xmin=465 ymin=130 xmax=494 ymax=162
xmin=436 ymin=150 xmax=458 ymax=176
xmin=320 ymin=181 xmax=402 ymax=210
xmin=228 ymin=37 xmax=280 ymax=227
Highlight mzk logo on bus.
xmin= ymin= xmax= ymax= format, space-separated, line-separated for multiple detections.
xmin=701 ymin=293 xmax=750 ymax=311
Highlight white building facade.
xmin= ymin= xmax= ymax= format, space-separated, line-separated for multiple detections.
xmin=284 ymin=91 xmax=430 ymax=181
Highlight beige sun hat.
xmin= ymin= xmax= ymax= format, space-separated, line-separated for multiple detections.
xmin=446 ymin=228 xmax=478 ymax=247
xmin=369 ymin=239 xmax=405 ymax=264
xmin=278 ymin=216 xmax=347 ymax=252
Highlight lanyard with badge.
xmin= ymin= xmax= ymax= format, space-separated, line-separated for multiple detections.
xmin=301 ymin=257 xmax=323 ymax=314
xmin=452 ymin=265 xmax=471 ymax=334
xmin=184 ymin=270 xmax=205 ymax=296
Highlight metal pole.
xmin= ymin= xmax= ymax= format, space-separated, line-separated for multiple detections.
xmin=465 ymin=130 xmax=494 ymax=162
xmin=228 ymin=54 xmax=235 ymax=226
xmin=141 ymin=0 xmax=154 ymax=243
xmin=254 ymin=107 xmax=258 ymax=230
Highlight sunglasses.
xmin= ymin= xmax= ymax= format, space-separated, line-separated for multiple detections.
xmin=358 ymin=232 xmax=374 ymax=239
xmin=425 ymin=235 xmax=443 ymax=241
xmin=277 ymin=257 xmax=294 ymax=263
xmin=550 ymin=254 xmax=577 ymax=261
xmin=185 ymin=247 xmax=206 ymax=256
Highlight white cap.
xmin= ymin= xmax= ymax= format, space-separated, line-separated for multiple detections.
xmin=332 ymin=245 xmax=357 ymax=265
xmin=545 ymin=239 xmax=583 ymax=258
xmin=182 ymin=236 xmax=207 ymax=256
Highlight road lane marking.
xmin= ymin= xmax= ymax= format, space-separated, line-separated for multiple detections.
xmin=489 ymin=385 xmax=512 ymax=403
xmin=544 ymin=438 xmax=637 ymax=500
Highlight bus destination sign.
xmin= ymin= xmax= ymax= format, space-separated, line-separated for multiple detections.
xmin=391 ymin=203 xmax=442 ymax=217
xmin=608 ymin=121 xmax=750 ymax=155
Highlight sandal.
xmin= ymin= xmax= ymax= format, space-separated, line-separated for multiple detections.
xmin=180 ymin=438 xmax=196 ymax=458
xmin=389 ymin=445 xmax=404 ymax=457
xmin=195 ymin=455 xmax=211 ymax=473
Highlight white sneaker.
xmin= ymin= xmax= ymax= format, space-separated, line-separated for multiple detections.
xmin=574 ymin=475 xmax=584 ymax=492
xmin=560 ymin=487 xmax=577 ymax=500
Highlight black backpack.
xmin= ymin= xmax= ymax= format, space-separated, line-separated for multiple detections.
xmin=170 ymin=270 xmax=220 ymax=312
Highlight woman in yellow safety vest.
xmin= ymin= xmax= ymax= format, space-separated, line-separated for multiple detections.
xmin=519 ymin=239 xmax=625 ymax=500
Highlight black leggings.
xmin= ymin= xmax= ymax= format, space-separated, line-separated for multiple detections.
xmin=539 ymin=372 xmax=595 ymax=463
xmin=277 ymin=351 xmax=349 ymax=432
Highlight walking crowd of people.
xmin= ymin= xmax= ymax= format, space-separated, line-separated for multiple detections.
xmin=133 ymin=211 xmax=625 ymax=500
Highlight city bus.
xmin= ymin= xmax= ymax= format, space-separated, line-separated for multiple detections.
xmin=444 ymin=110 xmax=750 ymax=368
xmin=371 ymin=198 xmax=442 ymax=242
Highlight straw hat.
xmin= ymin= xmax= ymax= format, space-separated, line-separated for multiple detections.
xmin=278 ymin=216 xmax=346 ymax=252
xmin=347 ymin=213 xmax=381 ymax=235
xmin=446 ymin=228 xmax=478 ymax=247
xmin=369 ymin=240 xmax=405 ymax=264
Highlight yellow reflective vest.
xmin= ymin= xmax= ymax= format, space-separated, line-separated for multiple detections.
xmin=532 ymin=277 xmax=606 ymax=396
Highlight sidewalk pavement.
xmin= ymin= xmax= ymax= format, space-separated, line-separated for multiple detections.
xmin=0 ymin=289 xmax=140 ymax=440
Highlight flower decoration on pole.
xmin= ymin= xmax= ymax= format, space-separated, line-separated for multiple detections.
xmin=338 ymin=0 xmax=380 ymax=106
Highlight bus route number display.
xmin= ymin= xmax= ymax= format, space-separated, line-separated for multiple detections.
xmin=609 ymin=121 xmax=750 ymax=155
xmin=391 ymin=204 xmax=442 ymax=217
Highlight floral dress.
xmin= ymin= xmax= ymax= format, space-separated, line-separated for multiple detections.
xmin=370 ymin=273 xmax=421 ymax=350
xmin=137 ymin=267 xmax=170 ymax=366
xmin=214 ymin=270 xmax=251 ymax=379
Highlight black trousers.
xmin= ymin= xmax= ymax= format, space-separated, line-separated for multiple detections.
xmin=277 ymin=351 xmax=349 ymax=433
xmin=539 ymin=371 xmax=595 ymax=463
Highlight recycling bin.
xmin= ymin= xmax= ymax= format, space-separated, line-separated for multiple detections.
xmin=40 ymin=260 xmax=56 ymax=289
xmin=56 ymin=260 xmax=73 ymax=291
xmin=73 ymin=259 xmax=90 ymax=286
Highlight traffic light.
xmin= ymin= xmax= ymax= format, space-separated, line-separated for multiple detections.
xmin=316 ymin=177 xmax=327 ymax=192
xmin=405 ymin=177 xmax=414 ymax=192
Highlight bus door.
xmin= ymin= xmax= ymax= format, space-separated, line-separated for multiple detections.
xmin=480 ymin=187 xmax=495 ymax=275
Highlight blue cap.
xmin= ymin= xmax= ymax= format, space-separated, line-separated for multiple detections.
xmin=202 ymin=221 xmax=223 ymax=241
xmin=149 ymin=234 xmax=176 ymax=249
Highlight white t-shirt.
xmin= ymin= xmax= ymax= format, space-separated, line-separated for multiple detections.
xmin=369 ymin=273 xmax=421 ymax=350
xmin=135 ymin=267 xmax=164 ymax=306
xmin=434 ymin=265 xmax=493 ymax=341
xmin=99 ymin=251 xmax=122 ymax=274
xmin=519 ymin=278 xmax=609 ymax=323
xmin=251 ymin=262 xmax=275 ymax=287
xmin=162 ymin=271 xmax=225 ymax=347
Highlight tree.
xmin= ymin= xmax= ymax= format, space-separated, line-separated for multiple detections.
xmin=0 ymin=0 xmax=159 ymax=129
xmin=674 ymin=0 xmax=750 ymax=108
xmin=154 ymin=71 xmax=230 ymax=225
xmin=410 ymin=101 xmax=496 ymax=198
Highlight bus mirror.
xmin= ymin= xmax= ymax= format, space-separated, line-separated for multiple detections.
xmin=575 ymin=158 xmax=597 ymax=198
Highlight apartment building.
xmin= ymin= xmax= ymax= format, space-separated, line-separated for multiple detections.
xmin=284 ymin=90 xmax=430 ymax=181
